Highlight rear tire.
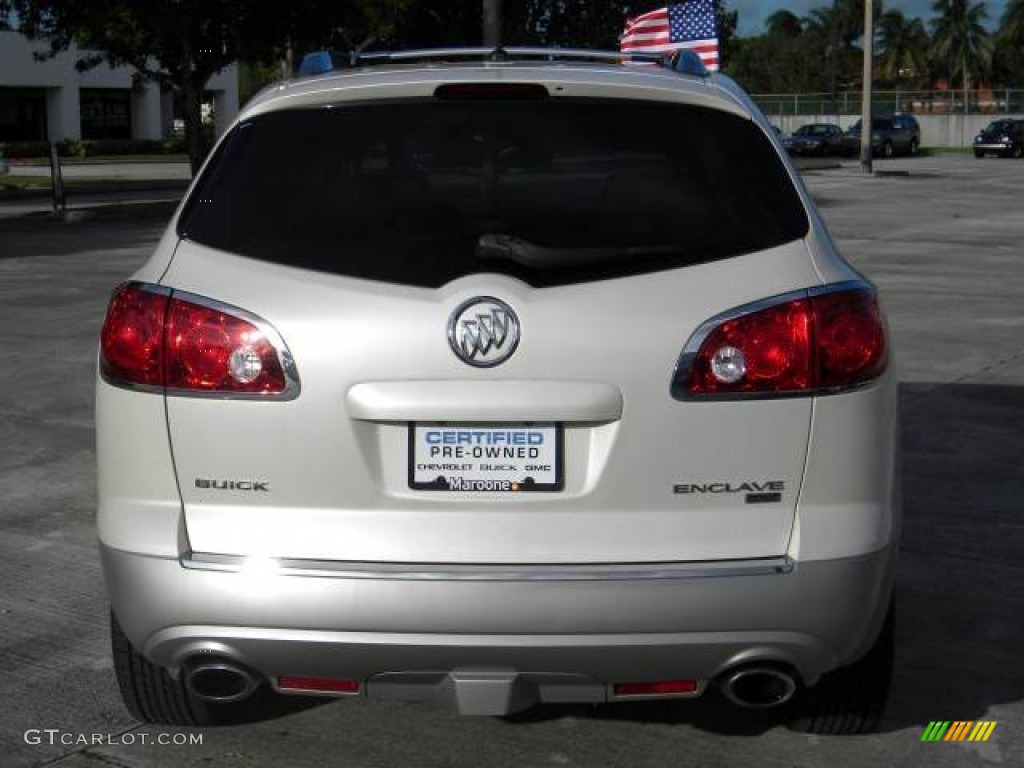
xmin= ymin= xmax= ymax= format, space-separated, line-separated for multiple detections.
xmin=909 ymin=139 xmax=919 ymax=157
xmin=1013 ymin=144 xmax=1023 ymax=159
xmin=111 ymin=612 xmax=229 ymax=726
xmin=787 ymin=603 xmax=894 ymax=734
xmin=882 ymin=141 xmax=894 ymax=158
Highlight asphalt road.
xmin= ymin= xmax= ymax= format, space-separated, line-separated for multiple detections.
xmin=0 ymin=154 xmax=1022 ymax=767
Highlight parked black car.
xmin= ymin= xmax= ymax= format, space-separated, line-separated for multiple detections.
xmin=841 ymin=115 xmax=921 ymax=158
xmin=973 ymin=119 xmax=1024 ymax=158
xmin=782 ymin=123 xmax=844 ymax=156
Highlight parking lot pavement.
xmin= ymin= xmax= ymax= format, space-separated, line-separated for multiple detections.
xmin=5 ymin=160 xmax=191 ymax=180
xmin=0 ymin=154 xmax=1022 ymax=767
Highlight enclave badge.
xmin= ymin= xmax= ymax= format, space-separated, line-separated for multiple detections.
xmin=448 ymin=296 xmax=520 ymax=367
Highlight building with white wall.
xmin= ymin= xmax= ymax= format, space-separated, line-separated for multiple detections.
xmin=0 ymin=30 xmax=238 ymax=142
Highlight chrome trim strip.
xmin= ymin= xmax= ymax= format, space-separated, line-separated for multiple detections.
xmin=180 ymin=553 xmax=793 ymax=582
xmin=669 ymin=279 xmax=879 ymax=401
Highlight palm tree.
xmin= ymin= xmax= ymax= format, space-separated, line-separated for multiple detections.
xmin=1000 ymin=0 xmax=1024 ymax=39
xmin=804 ymin=1 xmax=873 ymax=110
xmin=930 ymin=0 xmax=992 ymax=111
xmin=877 ymin=10 xmax=930 ymax=87
xmin=765 ymin=9 xmax=803 ymax=39
xmin=992 ymin=0 xmax=1024 ymax=86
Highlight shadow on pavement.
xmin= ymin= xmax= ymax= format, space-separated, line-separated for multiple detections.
xmin=502 ymin=381 xmax=1024 ymax=735
xmin=0 ymin=208 xmax=171 ymax=260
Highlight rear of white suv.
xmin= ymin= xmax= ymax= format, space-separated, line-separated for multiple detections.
xmin=97 ymin=50 xmax=898 ymax=733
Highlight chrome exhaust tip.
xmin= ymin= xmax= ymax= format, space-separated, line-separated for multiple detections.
xmin=184 ymin=659 xmax=259 ymax=703
xmin=719 ymin=665 xmax=798 ymax=709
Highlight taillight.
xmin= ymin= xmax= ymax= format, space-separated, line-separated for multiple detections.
xmin=99 ymin=282 xmax=298 ymax=398
xmin=100 ymin=284 xmax=169 ymax=387
xmin=673 ymin=284 xmax=887 ymax=399
xmin=278 ymin=676 xmax=360 ymax=694
xmin=613 ymin=679 xmax=699 ymax=697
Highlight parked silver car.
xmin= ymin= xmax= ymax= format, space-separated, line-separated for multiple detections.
xmin=97 ymin=48 xmax=899 ymax=733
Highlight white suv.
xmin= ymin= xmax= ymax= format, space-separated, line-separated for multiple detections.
xmin=97 ymin=48 xmax=899 ymax=733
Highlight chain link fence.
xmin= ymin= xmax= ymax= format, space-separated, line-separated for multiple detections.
xmin=752 ymin=89 xmax=1024 ymax=118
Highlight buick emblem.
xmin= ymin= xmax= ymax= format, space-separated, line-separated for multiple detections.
xmin=448 ymin=297 xmax=520 ymax=367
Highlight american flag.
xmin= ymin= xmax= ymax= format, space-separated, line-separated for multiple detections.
xmin=620 ymin=1 xmax=720 ymax=71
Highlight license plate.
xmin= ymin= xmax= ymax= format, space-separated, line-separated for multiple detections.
xmin=408 ymin=423 xmax=563 ymax=492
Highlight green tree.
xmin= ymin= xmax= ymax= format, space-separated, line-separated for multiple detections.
xmin=388 ymin=0 xmax=484 ymax=47
xmin=6 ymin=0 xmax=405 ymax=174
xmin=765 ymin=9 xmax=803 ymax=39
xmin=877 ymin=10 xmax=930 ymax=87
xmin=716 ymin=2 xmax=740 ymax=68
xmin=992 ymin=0 xmax=1024 ymax=86
xmin=795 ymin=2 xmax=875 ymax=99
xmin=539 ymin=1 xmax=632 ymax=47
xmin=930 ymin=0 xmax=992 ymax=107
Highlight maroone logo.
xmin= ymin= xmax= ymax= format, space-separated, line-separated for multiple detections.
xmin=448 ymin=297 xmax=520 ymax=367
xmin=921 ymin=721 xmax=997 ymax=742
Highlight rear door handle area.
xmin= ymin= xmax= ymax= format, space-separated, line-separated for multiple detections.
xmin=346 ymin=380 xmax=623 ymax=422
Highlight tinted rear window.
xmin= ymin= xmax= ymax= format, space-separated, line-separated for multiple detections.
xmin=179 ymin=99 xmax=808 ymax=288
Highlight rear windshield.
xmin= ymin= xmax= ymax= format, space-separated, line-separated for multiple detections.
xmin=179 ymin=99 xmax=808 ymax=288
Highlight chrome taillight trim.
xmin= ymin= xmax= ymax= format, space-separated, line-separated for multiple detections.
xmin=99 ymin=281 xmax=301 ymax=401
xmin=669 ymin=279 xmax=883 ymax=402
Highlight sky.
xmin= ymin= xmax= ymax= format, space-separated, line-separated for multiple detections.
xmin=730 ymin=0 xmax=1010 ymax=37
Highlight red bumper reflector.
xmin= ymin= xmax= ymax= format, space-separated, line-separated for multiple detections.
xmin=278 ymin=676 xmax=359 ymax=693
xmin=614 ymin=679 xmax=698 ymax=696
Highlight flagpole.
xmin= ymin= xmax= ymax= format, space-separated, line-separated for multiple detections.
xmin=859 ymin=0 xmax=873 ymax=174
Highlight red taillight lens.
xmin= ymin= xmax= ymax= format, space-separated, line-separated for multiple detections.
xmin=687 ymin=299 xmax=813 ymax=396
xmin=99 ymin=282 xmax=293 ymax=396
xmin=614 ymin=679 xmax=698 ymax=697
xmin=100 ymin=284 xmax=169 ymax=387
xmin=677 ymin=286 xmax=887 ymax=398
xmin=278 ymin=676 xmax=360 ymax=694
xmin=813 ymin=289 xmax=887 ymax=388
xmin=164 ymin=297 xmax=286 ymax=393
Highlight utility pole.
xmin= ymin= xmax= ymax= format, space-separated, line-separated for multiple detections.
xmin=829 ymin=0 xmax=839 ymax=114
xmin=483 ymin=0 xmax=503 ymax=47
xmin=859 ymin=0 xmax=873 ymax=174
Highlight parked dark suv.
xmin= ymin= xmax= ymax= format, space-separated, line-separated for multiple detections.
xmin=973 ymin=119 xmax=1024 ymax=158
xmin=782 ymin=123 xmax=844 ymax=156
xmin=841 ymin=115 xmax=921 ymax=157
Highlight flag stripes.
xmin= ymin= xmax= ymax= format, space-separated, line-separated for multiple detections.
xmin=620 ymin=2 xmax=720 ymax=71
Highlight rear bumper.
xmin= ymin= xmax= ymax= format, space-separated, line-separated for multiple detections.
xmin=102 ymin=542 xmax=896 ymax=700
xmin=974 ymin=142 xmax=1016 ymax=152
